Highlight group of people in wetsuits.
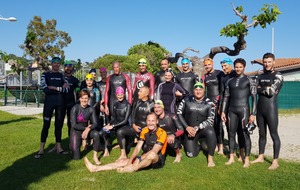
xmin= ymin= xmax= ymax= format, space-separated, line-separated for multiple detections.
xmin=35 ymin=52 xmax=283 ymax=173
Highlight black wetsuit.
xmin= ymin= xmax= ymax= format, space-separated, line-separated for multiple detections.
xmin=70 ymin=104 xmax=100 ymax=160
xmin=62 ymin=75 xmax=79 ymax=136
xmin=99 ymin=99 xmax=131 ymax=149
xmin=157 ymin=112 xmax=184 ymax=151
xmin=256 ymin=70 xmax=283 ymax=159
xmin=201 ymin=70 xmax=224 ymax=145
xmin=156 ymin=81 xmax=187 ymax=114
xmin=104 ymin=73 xmax=132 ymax=121
xmin=40 ymin=71 xmax=69 ymax=143
xmin=117 ymin=99 xmax=154 ymax=152
xmin=97 ymin=80 xmax=108 ymax=127
xmin=154 ymin=70 xmax=166 ymax=89
xmin=222 ymin=74 xmax=257 ymax=157
xmin=175 ymin=71 xmax=199 ymax=95
xmin=177 ymin=96 xmax=217 ymax=157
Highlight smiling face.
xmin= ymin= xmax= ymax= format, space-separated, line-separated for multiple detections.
xmin=221 ymin=63 xmax=233 ymax=74
xmin=204 ymin=62 xmax=213 ymax=73
xmin=146 ymin=113 xmax=158 ymax=131
xmin=51 ymin=62 xmax=61 ymax=72
xmin=160 ymin=59 xmax=170 ymax=71
xmin=154 ymin=104 xmax=164 ymax=117
xmin=79 ymin=94 xmax=89 ymax=107
xmin=263 ymin=57 xmax=275 ymax=71
xmin=193 ymin=87 xmax=205 ymax=100
xmin=234 ymin=62 xmax=245 ymax=75
xmin=113 ymin=62 xmax=121 ymax=74
xmin=138 ymin=64 xmax=147 ymax=73
xmin=164 ymin=71 xmax=173 ymax=82
xmin=116 ymin=93 xmax=125 ymax=101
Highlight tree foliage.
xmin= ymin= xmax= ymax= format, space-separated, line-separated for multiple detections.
xmin=92 ymin=42 xmax=176 ymax=74
xmin=19 ymin=16 xmax=71 ymax=71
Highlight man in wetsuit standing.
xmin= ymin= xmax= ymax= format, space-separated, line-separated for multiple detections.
xmin=201 ymin=58 xmax=224 ymax=155
xmin=154 ymin=100 xmax=184 ymax=163
xmin=154 ymin=58 xmax=171 ymax=90
xmin=35 ymin=57 xmax=69 ymax=158
xmin=177 ymin=82 xmax=217 ymax=167
xmin=62 ymin=60 xmax=79 ymax=136
xmin=175 ymin=58 xmax=198 ymax=95
xmin=251 ymin=53 xmax=283 ymax=170
xmin=221 ymin=58 xmax=257 ymax=168
xmin=104 ymin=61 xmax=132 ymax=121
xmin=132 ymin=58 xmax=155 ymax=103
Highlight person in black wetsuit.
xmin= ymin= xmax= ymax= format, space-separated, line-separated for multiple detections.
xmin=154 ymin=100 xmax=184 ymax=163
xmin=251 ymin=53 xmax=283 ymax=170
xmin=81 ymin=74 xmax=102 ymax=130
xmin=201 ymin=58 xmax=224 ymax=155
xmin=97 ymin=67 xmax=108 ymax=124
xmin=100 ymin=86 xmax=131 ymax=160
xmin=70 ymin=90 xmax=101 ymax=165
xmin=35 ymin=57 xmax=69 ymax=159
xmin=104 ymin=61 xmax=132 ymax=122
xmin=221 ymin=58 xmax=257 ymax=168
xmin=156 ymin=68 xmax=187 ymax=114
xmin=62 ymin=60 xmax=79 ymax=136
xmin=177 ymin=82 xmax=217 ymax=167
xmin=154 ymin=58 xmax=173 ymax=91
xmin=132 ymin=58 xmax=155 ymax=103
xmin=116 ymin=86 xmax=154 ymax=156
xmin=219 ymin=58 xmax=245 ymax=160
xmin=175 ymin=58 xmax=199 ymax=95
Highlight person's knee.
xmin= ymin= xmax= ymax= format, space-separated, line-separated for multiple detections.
xmin=145 ymin=151 xmax=158 ymax=160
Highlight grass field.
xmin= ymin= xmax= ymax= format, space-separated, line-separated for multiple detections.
xmin=0 ymin=110 xmax=299 ymax=190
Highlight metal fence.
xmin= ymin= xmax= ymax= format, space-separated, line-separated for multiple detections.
xmin=1 ymin=80 xmax=299 ymax=109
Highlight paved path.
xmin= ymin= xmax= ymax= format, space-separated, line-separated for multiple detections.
xmin=0 ymin=106 xmax=43 ymax=115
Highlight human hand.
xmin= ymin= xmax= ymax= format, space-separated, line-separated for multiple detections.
xmin=186 ymin=126 xmax=196 ymax=137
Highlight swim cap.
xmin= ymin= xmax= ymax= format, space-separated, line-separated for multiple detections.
xmin=51 ymin=57 xmax=61 ymax=64
xmin=138 ymin=58 xmax=147 ymax=65
xmin=64 ymin=60 xmax=73 ymax=67
xmin=181 ymin=58 xmax=190 ymax=64
xmin=203 ymin=58 xmax=213 ymax=64
xmin=154 ymin=99 xmax=164 ymax=109
xmin=193 ymin=82 xmax=205 ymax=89
xmin=89 ymin=68 xmax=97 ymax=74
xmin=85 ymin=73 xmax=94 ymax=80
xmin=99 ymin=67 xmax=107 ymax=72
xmin=220 ymin=58 xmax=233 ymax=66
xmin=116 ymin=86 xmax=125 ymax=95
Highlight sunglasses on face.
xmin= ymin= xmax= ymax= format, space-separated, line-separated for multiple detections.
xmin=64 ymin=64 xmax=73 ymax=67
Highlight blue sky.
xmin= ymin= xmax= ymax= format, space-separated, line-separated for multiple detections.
xmin=0 ymin=0 xmax=298 ymax=71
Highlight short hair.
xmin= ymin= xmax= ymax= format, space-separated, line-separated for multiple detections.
xmin=78 ymin=89 xmax=90 ymax=98
xmin=234 ymin=58 xmax=246 ymax=67
xmin=112 ymin=61 xmax=120 ymax=67
xmin=147 ymin=112 xmax=157 ymax=119
xmin=263 ymin=52 xmax=275 ymax=60
xmin=140 ymin=86 xmax=150 ymax=95
xmin=161 ymin=58 xmax=169 ymax=64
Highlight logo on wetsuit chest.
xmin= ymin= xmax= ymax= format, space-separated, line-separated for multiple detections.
xmin=139 ymin=107 xmax=148 ymax=111
xmin=113 ymin=80 xmax=122 ymax=85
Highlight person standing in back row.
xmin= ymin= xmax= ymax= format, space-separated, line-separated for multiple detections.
xmin=35 ymin=57 xmax=69 ymax=159
xmin=251 ymin=53 xmax=283 ymax=170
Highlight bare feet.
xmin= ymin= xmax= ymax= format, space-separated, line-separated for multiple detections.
xmin=251 ymin=155 xmax=265 ymax=164
xmin=225 ymin=158 xmax=235 ymax=165
xmin=93 ymin=156 xmax=101 ymax=166
xmin=243 ymin=157 xmax=250 ymax=168
xmin=268 ymin=160 xmax=279 ymax=170
xmin=112 ymin=144 xmax=120 ymax=149
xmin=103 ymin=148 xmax=110 ymax=157
xmin=116 ymin=155 xmax=127 ymax=162
xmin=173 ymin=152 xmax=182 ymax=163
xmin=84 ymin=157 xmax=97 ymax=172
xmin=208 ymin=162 xmax=216 ymax=167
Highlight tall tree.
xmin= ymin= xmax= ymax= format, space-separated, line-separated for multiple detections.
xmin=169 ymin=3 xmax=281 ymax=77
xmin=19 ymin=16 xmax=72 ymax=71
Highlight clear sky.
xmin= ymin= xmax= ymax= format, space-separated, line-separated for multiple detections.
xmin=0 ymin=0 xmax=298 ymax=71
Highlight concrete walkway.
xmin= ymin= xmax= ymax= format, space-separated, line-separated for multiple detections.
xmin=0 ymin=106 xmax=43 ymax=115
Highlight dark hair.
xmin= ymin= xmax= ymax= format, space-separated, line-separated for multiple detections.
xmin=234 ymin=58 xmax=246 ymax=67
xmin=161 ymin=58 xmax=170 ymax=63
xmin=78 ymin=89 xmax=90 ymax=98
xmin=263 ymin=52 xmax=275 ymax=60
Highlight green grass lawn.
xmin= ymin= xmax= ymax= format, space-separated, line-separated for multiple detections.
xmin=0 ymin=110 xmax=299 ymax=190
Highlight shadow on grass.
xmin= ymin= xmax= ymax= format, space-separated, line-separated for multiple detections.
xmin=0 ymin=117 xmax=36 ymax=125
xmin=0 ymin=138 xmax=91 ymax=189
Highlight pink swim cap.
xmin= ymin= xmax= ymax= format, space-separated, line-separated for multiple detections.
xmin=100 ymin=67 xmax=107 ymax=72
xmin=116 ymin=86 xmax=125 ymax=95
